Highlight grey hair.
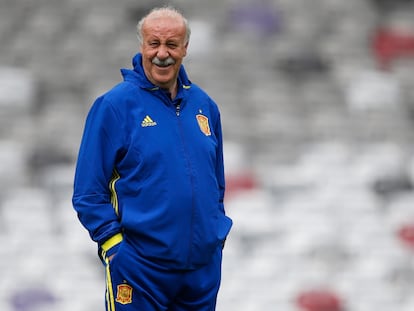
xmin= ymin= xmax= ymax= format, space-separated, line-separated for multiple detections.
xmin=136 ymin=6 xmax=191 ymax=45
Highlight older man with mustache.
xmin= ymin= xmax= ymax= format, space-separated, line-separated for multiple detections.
xmin=72 ymin=5 xmax=232 ymax=311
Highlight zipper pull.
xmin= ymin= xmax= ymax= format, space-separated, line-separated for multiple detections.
xmin=175 ymin=103 xmax=180 ymax=116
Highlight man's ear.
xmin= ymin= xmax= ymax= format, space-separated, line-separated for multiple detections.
xmin=183 ymin=42 xmax=189 ymax=56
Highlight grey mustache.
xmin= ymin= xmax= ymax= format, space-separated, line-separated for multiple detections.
xmin=152 ymin=57 xmax=175 ymax=66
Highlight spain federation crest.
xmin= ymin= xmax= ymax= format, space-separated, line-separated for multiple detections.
xmin=116 ymin=284 xmax=133 ymax=305
xmin=196 ymin=114 xmax=211 ymax=136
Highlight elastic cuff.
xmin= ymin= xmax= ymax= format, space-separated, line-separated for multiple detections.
xmin=101 ymin=233 xmax=123 ymax=252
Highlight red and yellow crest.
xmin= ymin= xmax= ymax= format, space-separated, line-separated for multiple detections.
xmin=115 ymin=284 xmax=133 ymax=305
xmin=196 ymin=114 xmax=211 ymax=136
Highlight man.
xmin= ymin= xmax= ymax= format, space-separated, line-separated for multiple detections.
xmin=72 ymin=6 xmax=233 ymax=311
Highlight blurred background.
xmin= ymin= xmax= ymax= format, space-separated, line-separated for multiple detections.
xmin=1 ymin=0 xmax=414 ymax=310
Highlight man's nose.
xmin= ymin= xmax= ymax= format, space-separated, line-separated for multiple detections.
xmin=156 ymin=44 xmax=169 ymax=59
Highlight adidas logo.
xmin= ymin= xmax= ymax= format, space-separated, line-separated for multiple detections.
xmin=141 ymin=115 xmax=157 ymax=127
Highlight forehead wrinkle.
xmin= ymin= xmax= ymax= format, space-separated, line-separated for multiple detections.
xmin=143 ymin=17 xmax=186 ymax=42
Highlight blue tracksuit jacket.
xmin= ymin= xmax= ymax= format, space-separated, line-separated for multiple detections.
xmin=72 ymin=53 xmax=232 ymax=270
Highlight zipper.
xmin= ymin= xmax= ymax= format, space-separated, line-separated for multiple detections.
xmin=175 ymin=103 xmax=181 ymax=116
xmin=174 ymin=101 xmax=195 ymax=266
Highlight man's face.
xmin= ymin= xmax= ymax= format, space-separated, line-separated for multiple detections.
xmin=140 ymin=15 xmax=188 ymax=91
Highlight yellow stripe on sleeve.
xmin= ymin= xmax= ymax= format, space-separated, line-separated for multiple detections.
xmin=102 ymin=233 xmax=123 ymax=252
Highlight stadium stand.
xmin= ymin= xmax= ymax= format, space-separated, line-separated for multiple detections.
xmin=1 ymin=0 xmax=414 ymax=310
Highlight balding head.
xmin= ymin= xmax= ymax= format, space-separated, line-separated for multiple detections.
xmin=136 ymin=6 xmax=191 ymax=46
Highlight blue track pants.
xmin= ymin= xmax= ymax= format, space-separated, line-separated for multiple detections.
xmin=104 ymin=240 xmax=223 ymax=311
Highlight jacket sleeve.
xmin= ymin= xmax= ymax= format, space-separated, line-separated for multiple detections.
xmin=72 ymin=95 xmax=124 ymax=256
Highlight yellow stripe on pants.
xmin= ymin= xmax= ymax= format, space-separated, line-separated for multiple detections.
xmin=105 ymin=257 xmax=116 ymax=311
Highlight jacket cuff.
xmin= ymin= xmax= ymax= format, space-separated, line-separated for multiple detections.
xmin=100 ymin=233 xmax=123 ymax=258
